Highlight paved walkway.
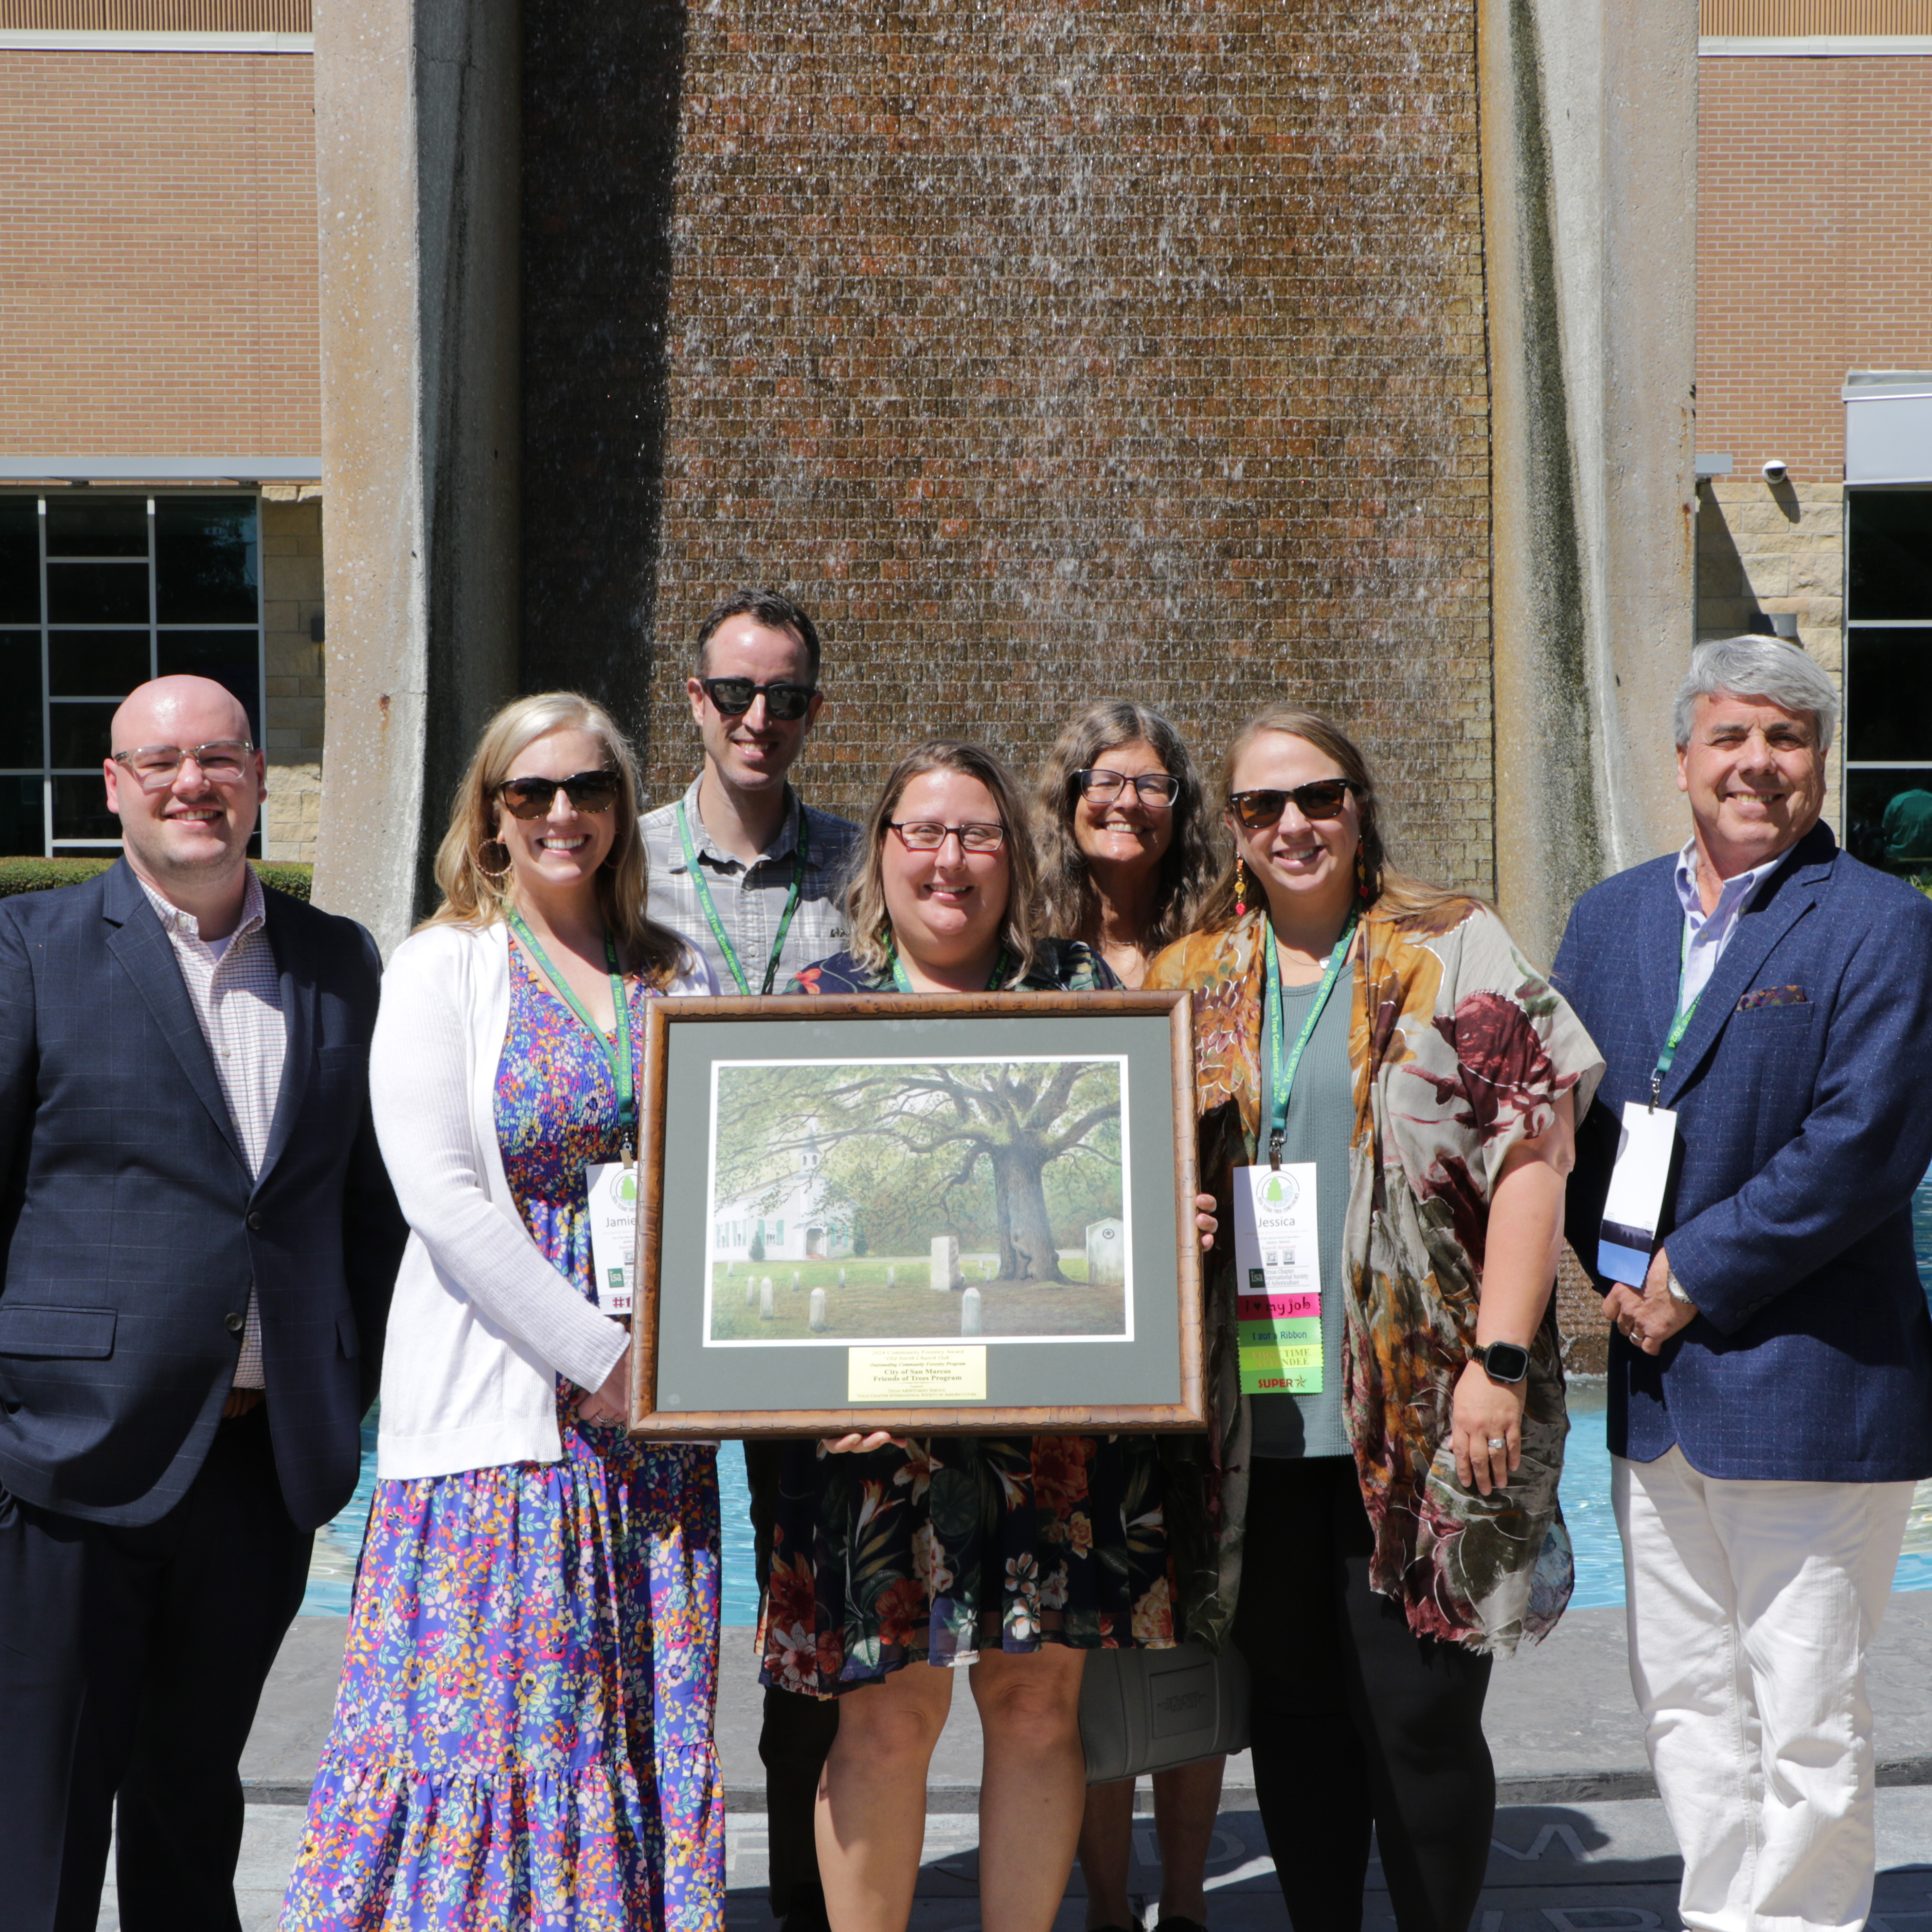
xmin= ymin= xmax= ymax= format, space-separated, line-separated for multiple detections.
xmin=95 ymin=1596 xmax=1932 ymax=1928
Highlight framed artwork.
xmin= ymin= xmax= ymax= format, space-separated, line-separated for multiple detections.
xmin=627 ymin=990 xmax=1205 ymax=1436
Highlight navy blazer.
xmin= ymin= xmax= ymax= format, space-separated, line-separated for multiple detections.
xmin=0 ymin=860 xmax=407 ymax=1529
xmin=1554 ymin=823 xmax=1932 ymax=1482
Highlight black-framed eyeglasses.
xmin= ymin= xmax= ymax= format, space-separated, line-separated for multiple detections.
xmin=699 ymin=677 xmax=818 ymax=722
xmin=496 ymin=770 xmax=622 ymax=819
xmin=888 ymin=819 xmax=1007 ymax=854
xmin=111 ymin=740 xmax=255 ymax=790
xmin=1075 ymin=767 xmax=1181 ymax=808
xmin=1227 ymin=779 xmax=1358 ymax=829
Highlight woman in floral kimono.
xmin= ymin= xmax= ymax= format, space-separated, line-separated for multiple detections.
xmin=762 ymin=739 xmax=1215 ymax=1932
xmin=1143 ymin=705 xmax=1602 ymax=1932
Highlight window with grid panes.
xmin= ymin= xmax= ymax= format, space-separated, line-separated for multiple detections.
xmin=0 ymin=494 xmax=264 ymax=858
xmin=1843 ymin=490 xmax=1932 ymax=885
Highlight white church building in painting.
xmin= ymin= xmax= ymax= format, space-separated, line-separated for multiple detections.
xmin=712 ymin=1121 xmax=857 ymax=1263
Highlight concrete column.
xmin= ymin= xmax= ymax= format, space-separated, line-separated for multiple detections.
xmin=311 ymin=0 xmax=521 ymax=950
xmin=1483 ymin=0 xmax=1697 ymax=968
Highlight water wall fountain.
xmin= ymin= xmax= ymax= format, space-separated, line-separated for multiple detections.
xmin=312 ymin=0 xmax=1694 ymax=967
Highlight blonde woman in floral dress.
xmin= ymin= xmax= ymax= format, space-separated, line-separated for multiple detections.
xmin=281 ymin=694 xmax=723 ymax=1932
xmin=1144 ymin=705 xmax=1602 ymax=1932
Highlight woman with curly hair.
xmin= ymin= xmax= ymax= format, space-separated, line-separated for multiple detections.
xmin=764 ymin=739 xmax=1216 ymax=1932
xmin=1144 ymin=705 xmax=1602 ymax=1932
xmin=1031 ymin=698 xmax=1219 ymax=990
xmin=1031 ymin=701 xmax=1229 ymax=1932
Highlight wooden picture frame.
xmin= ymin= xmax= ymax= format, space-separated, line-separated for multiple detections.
xmin=628 ymin=990 xmax=1204 ymax=1437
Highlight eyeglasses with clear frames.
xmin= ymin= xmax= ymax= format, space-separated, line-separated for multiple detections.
xmin=110 ymin=740 xmax=256 ymax=790
xmin=888 ymin=820 xmax=1008 ymax=854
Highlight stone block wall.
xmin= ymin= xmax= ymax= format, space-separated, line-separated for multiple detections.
xmin=262 ymin=488 xmax=324 ymax=863
xmin=1695 ymin=477 xmax=1843 ymax=822
xmin=628 ymin=0 xmax=1496 ymax=893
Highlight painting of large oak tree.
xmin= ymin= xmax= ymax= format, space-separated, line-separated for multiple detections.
xmin=705 ymin=1055 xmax=1129 ymax=1344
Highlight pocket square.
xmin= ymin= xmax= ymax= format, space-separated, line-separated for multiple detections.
xmin=1737 ymin=985 xmax=1807 ymax=1010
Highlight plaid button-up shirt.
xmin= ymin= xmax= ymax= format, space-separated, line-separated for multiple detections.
xmin=138 ymin=866 xmax=284 ymax=1388
xmin=642 ymin=775 xmax=860 ymax=995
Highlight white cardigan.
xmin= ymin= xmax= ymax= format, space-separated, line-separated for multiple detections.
xmin=370 ymin=919 xmax=714 ymax=1480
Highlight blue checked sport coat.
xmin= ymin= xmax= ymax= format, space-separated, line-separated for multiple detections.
xmin=0 ymin=861 xmax=407 ymax=1529
xmin=1554 ymin=822 xmax=1932 ymax=1483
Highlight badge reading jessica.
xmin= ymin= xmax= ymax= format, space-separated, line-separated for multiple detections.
xmin=1232 ymin=1161 xmax=1321 ymax=1394
xmin=585 ymin=1161 xmax=638 ymax=1316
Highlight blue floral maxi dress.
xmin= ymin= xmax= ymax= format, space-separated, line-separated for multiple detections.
xmin=282 ymin=943 xmax=725 ymax=1932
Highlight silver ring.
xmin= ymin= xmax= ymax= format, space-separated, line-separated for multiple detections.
xmin=1486 ymin=1438 xmax=1507 ymax=1451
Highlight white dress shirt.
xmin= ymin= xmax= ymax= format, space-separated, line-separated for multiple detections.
xmin=1671 ymin=838 xmax=1791 ymax=1015
xmin=137 ymin=867 xmax=285 ymax=1388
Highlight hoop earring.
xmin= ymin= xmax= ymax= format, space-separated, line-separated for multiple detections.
xmin=1234 ymin=857 xmax=1249 ymax=921
xmin=477 ymin=837 xmax=512 ymax=882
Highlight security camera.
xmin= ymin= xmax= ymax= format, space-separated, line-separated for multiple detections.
xmin=1762 ymin=459 xmax=1788 ymax=484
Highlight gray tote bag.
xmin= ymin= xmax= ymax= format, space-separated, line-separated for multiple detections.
xmin=1078 ymin=1640 xmax=1252 ymax=1784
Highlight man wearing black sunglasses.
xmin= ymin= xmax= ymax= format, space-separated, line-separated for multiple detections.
xmin=641 ymin=588 xmax=856 ymax=1932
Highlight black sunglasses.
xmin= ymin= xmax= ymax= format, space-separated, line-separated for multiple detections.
xmin=1227 ymin=779 xmax=1358 ymax=830
xmin=700 ymin=677 xmax=817 ymax=722
xmin=497 ymin=770 xmax=622 ymax=819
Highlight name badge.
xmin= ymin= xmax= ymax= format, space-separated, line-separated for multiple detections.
xmin=585 ymin=1161 xmax=638 ymax=1316
xmin=1232 ymin=1161 xmax=1322 ymax=1394
xmin=1598 ymin=1102 xmax=1678 ymax=1286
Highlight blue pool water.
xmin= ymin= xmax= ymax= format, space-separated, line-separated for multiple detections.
xmin=303 ymin=1171 xmax=1932 ymax=1618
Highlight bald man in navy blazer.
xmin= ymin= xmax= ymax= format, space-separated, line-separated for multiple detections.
xmin=1554 ymin=637 xmax=1932 ymax=1932
xmin=0 ymin=676 xmax=406 ymax=1932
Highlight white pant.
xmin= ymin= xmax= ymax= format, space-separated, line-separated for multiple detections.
xmin=1612 ymin=1447 xmax=1915 ymax=1932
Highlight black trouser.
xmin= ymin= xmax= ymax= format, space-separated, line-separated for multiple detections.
xmin=747 ymin=1438 xmax=839 ymax=1921
xmin=0 ymin=1407 xmax=312 ymax=1932
xmin=1232 ymin=1456 xmax=1495 ymax=1932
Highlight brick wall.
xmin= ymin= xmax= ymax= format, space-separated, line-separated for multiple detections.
xmin=1697 ymin=57 xmax=1932 ymax=482
xmin=634 ymin=0 xmax=1496 ymax=892
xmin=0 ymin=50 xmax=318 ymax=456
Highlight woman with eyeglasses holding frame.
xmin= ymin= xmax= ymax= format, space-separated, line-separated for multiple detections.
xmin=1031 ymin=701 xmax=1227 ymax=1932
xmin=1142 ymin=705 xmax=1602 ymax=1932
xmin=764 ymin=740 xmax=1217 ymax=1932
xmin=283 ymin=694 xmax=728 ymax=1932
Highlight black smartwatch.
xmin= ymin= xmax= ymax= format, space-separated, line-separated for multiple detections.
xmin=1473 ymin=1340 xmax=1530 ymax=1384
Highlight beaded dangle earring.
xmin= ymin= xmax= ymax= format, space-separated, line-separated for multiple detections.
xmin=1235 ymin=857 xmax=1249 ymax=920
xmin=1355 ymin=847 xmax=1373 ymax=902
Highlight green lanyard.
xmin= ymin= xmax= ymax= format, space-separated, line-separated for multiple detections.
xmin=506 ymin=910 xmax=636 ymax=1161
xmin=889 ymin=944 xmax=1009 ymax=994
xmin=676 ymin=799 xmax=809 ymax=997
xmin=1651 ymin=921 xmax=1697 ymax=1108
xmin=1262 ymin=909 xmax=1357 ymax=1169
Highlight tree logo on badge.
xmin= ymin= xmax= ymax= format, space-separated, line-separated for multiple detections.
xmin=611 ymin=1168 xmax=637 ymax=1204
xmin=1262 ymin=1171 xmax=1299 ymax=1212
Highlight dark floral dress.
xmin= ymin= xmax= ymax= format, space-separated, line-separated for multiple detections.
xmin=760 ymin=940 xmax=1180 ymax=1697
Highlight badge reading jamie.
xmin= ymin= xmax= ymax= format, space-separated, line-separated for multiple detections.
xmin=585 ymin=1161 xmax=638 ymax=1316
xmin=1232 ymin=1161 xmax=1321 ymax=1396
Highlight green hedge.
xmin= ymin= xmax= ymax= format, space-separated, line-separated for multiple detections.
xmin=0 ymin=857 xmax=313 ymax=901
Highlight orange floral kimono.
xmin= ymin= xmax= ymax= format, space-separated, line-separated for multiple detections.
xmin=1145 ymin=898 xmax=1603 ymax=1656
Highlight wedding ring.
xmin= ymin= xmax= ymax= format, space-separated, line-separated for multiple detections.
xmin=1486 ymin=1438 xmax=1507 ymax=1451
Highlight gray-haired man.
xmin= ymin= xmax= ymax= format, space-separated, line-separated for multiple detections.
xmin=1555 ymin=637 xmax=1932 ymax=1932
